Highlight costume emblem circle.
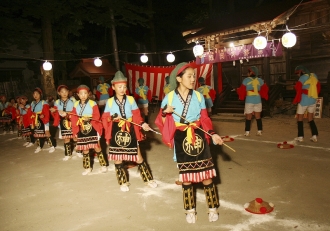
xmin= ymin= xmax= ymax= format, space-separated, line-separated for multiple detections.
xmin=115 ymin=131 xmax=131 ymax=147
xmin=182 ymin=133 xmax=204 ymax=156
xmin=80 ymin=121 xmax=92 ymax=135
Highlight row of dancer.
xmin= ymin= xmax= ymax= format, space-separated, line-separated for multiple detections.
xmin=0 ymin=90 xmax=57 ymax=153
xmin=237 ymin=65 xmax=320 ymax=142
xmin=51 ymin=64 xmax=223 ymax=223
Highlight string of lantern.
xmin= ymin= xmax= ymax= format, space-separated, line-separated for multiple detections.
xmin=1 ymin=12 xmax=325 ymax=71
xmin=42 ymin=25 xmax=296 ymax=70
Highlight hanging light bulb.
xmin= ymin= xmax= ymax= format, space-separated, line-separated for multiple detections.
xmin=140 ymin=54 xmax=148 ymax=63
xmin=193 ymin=42 xmax=204 ymax=57
xmin=240 ymin=59 xmax=243 ymax=64
xmin=233 ymin=60 xmax=236 ymax=66
xmin=229 ymin=42 xmax=234 ymax=47
xmin=166 ymin=53 xmax=175 ymax=63
xmin=253 ymin=35 xmax=267 ymax=50
xmin=43 ymin=61 xmax=52 ymax=71
xmin=282 ymin=30 xmax=296 ymax=48
xmin=94 ymin=57 xmax=102 ymax=67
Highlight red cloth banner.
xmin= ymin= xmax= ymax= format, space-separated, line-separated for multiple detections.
xmin=125 ymin=62 xmax=214 ymax=100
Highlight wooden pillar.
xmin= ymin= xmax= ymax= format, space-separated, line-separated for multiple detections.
xmin=262 ymin=57 xmax=271 ymax=117
xmin=263 ymin=57 xmax=270 ymax=85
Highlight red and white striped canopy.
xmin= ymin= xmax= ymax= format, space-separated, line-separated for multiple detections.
xmin=125 ymin=61 xmax=213 ymax=100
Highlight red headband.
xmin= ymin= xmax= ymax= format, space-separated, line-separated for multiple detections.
xmin=177 ymin=64 xmax=193 ymax=76
xmin=77 ymin=86 xmax=90 ymax=92
xmin=33 ymin=88 xmax=43 ymax=95
xmin=57 ymin=85 xmax=69 ymax=92
xmin=248 ymin=67 xmax=255 ymax=75
xmin=112 ymin=81 xmax=127 ymax=85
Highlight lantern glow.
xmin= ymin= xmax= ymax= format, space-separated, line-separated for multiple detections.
xmin=193 ymin=44 xmax=204 ymax=57
xmin=166 ymin=53 xmax=175 ymax=63
xmin=253 ymin=36 xmax=267 ymax=50
xmin=43 ymin=61 xmax=52 ymax=71
xmin=140 ymin=54 xmax=148 ymax=63
xmin=282 ymin=32 xmax=297 ymax=48
xmin=94 ymin=58 xmax=102 ymax=67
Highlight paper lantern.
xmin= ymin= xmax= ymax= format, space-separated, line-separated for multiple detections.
xmin=166 ymin=53 xmax=175 ymax=63
xmin=140 ymin=54 xmax=148 ymax=63
xmin=253 ymin=36 xmax=267 ymax=50
xmin=43 ymin=61 xmax=52 ymax=71
xmin=193 ymin=44 xmax=204 ymax=57
xmin=94 ymin=58 xmax=102 ymax=67
xmin=282 ymin=32 xmax=297 ymax=48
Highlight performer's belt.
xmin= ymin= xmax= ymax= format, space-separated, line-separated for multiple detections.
xmin=114 ymin=117 xmax=132 ymax=132
xmin=30 ymin=112 xmax=41 ymax=129
xmin=302 ymin=89 xmax=308 ymax=95
xmin=76 ymin=116 xmax=92 ymax=130
xmin=175 ymin=120 xmax=201 ymax=145
xmin=247 ymin=90 xmax=259 ymax=96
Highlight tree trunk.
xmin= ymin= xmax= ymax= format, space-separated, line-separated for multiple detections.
xmin=110 ymin=9 xmax=120 ymax=71
xmin=41 ymin=16 xmax=56 ymax=99
xmin=147 ymin=0 xmax=157 ymax=65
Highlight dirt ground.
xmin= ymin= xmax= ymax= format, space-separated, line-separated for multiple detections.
xmin=1 ymin=113 xmax=330 ymax=231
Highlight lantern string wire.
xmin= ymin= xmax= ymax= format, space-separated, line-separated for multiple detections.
xmin=1 ymin=10 xmax=329 ymax=63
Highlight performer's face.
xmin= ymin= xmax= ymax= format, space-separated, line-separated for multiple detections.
xmin=58 ymin=88 xmax=69 ymax=99
xmin=20 ymin=98 xmax=27 ymax=105
xmin=78 ymin=90 xmax=89 ymax=102
xmin=295 ymin=70 xmax=303 ymax=77
xmin=112 ymin=83 xmax=127 ymax=96
xmin=33 ymin=91 xmax=41 ymax=101
xmin=177 ymin=67 xmax=195 ymax=89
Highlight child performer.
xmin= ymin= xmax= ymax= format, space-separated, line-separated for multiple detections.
xmin=19 ymin=95 xmax=35 ymax=147
xmin=155 ymin=62 xmax=223 ymax=223
xmin=70 ymin=85 xmax=107 ymax=175
xmin=3 ymin=98 xmax=17 ymax=134
xmin=30 ymin=88 xmax=56 ymax=153
xmin=197 ymin=77 xmax=216 ymax=117
xmin=14 ymin=96 xmax=22 ymax=138
xmin=102 ymin=71 xmax=157 ymax=192
xmin=0 ymin=94 xmax=10 ymax=134
xmin=134 ymin=78 xmax=151 ymax=123
xmin=293 ymin=65 xmax=321 ymax=142
xmin=50 ymin=85 xmax=78 ymax=161
xmin=237 ymin=66 xmax=269 ymax=136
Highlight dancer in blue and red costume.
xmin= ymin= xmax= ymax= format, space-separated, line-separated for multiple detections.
xmin=30 ymin=88 xmax=56 ymax=153
xmin=70 ymin=85 xmax=107 ymax=175
xmin=96 ymin=76 xmax=111 ymax=107
xmin=197 ymin=77 xmax=216 ymax=117
xmin=155 ymin=62 xmax=223 ymax=223
xmin=292 ymin=65 xmax=321 ymax=142
xmin=102 ymin=71 xmax=157 ymax=192
xmin=51 ymin=85 xmax=80 ymax=161
xmin=0 ymin=94 xmax=11 ymax=134
xmin=236 ymin=66 xmax=268 ymax=136
xmin=19 ymin=95 xmax=35 ymax=147
xmin=2 ymin=98 xmax=18 ymax=134
xmin=134 ymin=78 xmax=152 ymax=123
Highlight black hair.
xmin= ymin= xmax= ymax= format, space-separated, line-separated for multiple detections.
xmin=176 ymin=67 xmax=193 ymax=88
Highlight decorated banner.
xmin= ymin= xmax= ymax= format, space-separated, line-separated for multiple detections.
xmin=125 ymin=62 xmax=214 ymax=100
xmin=196 ymin=41 xmax=283 ymax=65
